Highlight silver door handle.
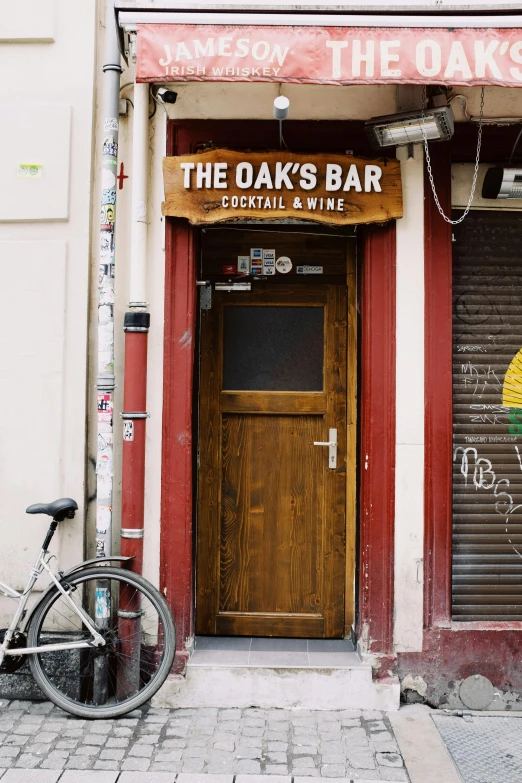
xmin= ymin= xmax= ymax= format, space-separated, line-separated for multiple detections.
xmin=313 ymin=428 xmax=337 ymax=469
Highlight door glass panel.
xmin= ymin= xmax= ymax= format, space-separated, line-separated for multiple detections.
xmin=222 ymin=305 xmax=324 ymax=391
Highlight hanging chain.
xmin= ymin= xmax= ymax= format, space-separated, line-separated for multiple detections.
xmin=421 ymin=85 xmax=484 ymax=225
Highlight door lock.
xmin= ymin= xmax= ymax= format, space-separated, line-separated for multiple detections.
xmin=313 ymin=428 xmax=337 ymax=469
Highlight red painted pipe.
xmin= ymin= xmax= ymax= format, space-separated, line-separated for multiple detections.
xmin=121 ymin=313 xmax=150 ymax=574
xmin=118 ymin=313 xmax=150 ymax=698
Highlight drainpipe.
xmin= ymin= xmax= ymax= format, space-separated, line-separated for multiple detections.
xmin=96 ymin=0 xmax=123 ymax=560
xmin=93 ymin=0 xmax=122 ymax=706
xmin=116 ymin=80 xmax=150 ymax=699
xmin=120 ymin=80 xmax=150 ymax=575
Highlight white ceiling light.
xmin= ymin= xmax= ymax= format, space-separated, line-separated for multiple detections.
xmin=273 ymin=95 xmax=290 ymax=121
xmin=365 ymin=105 xmax=455 ymax=149
xmin=274 ymin=95 xmax=290 ymax=149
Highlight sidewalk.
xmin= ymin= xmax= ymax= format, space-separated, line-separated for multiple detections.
xmin=0 ymin=700 xmax=458 ymax=782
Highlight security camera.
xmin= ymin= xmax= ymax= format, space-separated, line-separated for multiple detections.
xmin=482 ymin=167 xmax=522 ymax=199
xmin=273 ymin=95 xmax=290 ymax=121
xmin=156 ymin=88 xmax=178 ymax=105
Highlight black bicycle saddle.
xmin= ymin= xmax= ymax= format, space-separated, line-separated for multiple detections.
xmin=26 ymin=498 xmax=78 ymax=521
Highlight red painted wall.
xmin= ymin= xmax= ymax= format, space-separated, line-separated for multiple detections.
xmin=423 ymin=142 xmax=453 ymax=630
xmin=399 ymin=627 xmax=522 ymax=706
xmin=161 ymin=217 xmax=197 ymax=671
xmin=357 ymin=224 xmax=396 ymax=671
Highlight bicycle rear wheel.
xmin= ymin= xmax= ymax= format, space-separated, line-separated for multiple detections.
xmin=27 ymin=566 xmax=175 ymax=719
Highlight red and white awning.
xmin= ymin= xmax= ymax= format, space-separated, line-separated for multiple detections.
xmin=136 ymin=23 xmax=522 ymax=87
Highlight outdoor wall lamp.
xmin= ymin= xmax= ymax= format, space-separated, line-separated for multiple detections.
xmin=482 ymin=167 xmax=522 ymax=199
xmin=274 ymin=95 xmax=290 ymax=149
xmin=482 ymin=127 xmax=522 ymax=199
xmin=365 ymin=105 xmax=455 ymax=149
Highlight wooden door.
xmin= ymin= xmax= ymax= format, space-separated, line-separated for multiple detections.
xmin=196 ymin=284 xmax=347 ymax=637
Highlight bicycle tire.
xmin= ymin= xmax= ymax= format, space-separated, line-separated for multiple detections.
xmin=27 ymin=566 xmax=175 ymax=719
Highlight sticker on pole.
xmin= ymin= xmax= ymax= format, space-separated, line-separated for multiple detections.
xmin=123 ymin=421 xmax=134 ymax=441
xmin=276 ymin=256 xmax=292 ymax=274
xmin=95 ymin=587 xmax=110 ymax=620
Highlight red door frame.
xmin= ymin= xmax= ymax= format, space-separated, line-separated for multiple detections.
xmin=423 ymin=142 xmax=454 ymax=630
xmin=160 ymin=120 xmax=396 ymax=669
xmin=357 ymin=224 xmax=396 ymax=672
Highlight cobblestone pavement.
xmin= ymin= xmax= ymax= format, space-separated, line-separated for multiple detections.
xmin=0 ymin=700 xmax=409 ymax=782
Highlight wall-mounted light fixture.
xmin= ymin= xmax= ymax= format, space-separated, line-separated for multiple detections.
xmin=274 ymin=95 xmax=290 ymax=149
xmin=482 ymin=127 xmax=522 ymax=199
xmin=482 ymin=167 xmax=522 ymax=199
xmin=365 ymin=105 xmax=455 ymax=149
xmin=273 ymin=95 xmax=290 ymax=121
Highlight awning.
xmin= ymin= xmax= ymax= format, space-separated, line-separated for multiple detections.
xmin=135 ymin=22 xmax=522 ymax=87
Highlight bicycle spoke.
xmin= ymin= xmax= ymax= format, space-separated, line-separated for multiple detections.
xmin=28 ymin=568 xmax=175 ymax=718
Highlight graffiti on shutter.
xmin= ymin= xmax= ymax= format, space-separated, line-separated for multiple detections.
xmin=453 ymin=211 xmax=522 ymax=621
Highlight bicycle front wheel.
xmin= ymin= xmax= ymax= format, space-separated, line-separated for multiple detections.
xmin=27 ymin=566 xmax=175 ymax=719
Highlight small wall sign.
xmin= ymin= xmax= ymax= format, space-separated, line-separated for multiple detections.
xmin=263 ymin=249 xmax=276 ymax=275
xmin=251 ymin=247 xmax=263 ymax=275
xmin=297 ymin=265 xmax=323 ymax=274
xmin=238 ymin=256 xmax=250 ymax=275
xmin=276 ymin=256 xmax=292 ymax=274
xmin=163 ymin=149 xmax=403 ymax=227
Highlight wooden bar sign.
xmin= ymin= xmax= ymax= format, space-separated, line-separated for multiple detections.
xmin=162 ymin=149 xmax=403 ymax=227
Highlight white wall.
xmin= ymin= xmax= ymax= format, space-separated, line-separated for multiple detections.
xmin=161 ymin=82 xmax=397 ymax=120
xmin=0 ymin=0 xmax=96 ymax=619
xmin=450 ymin=86 xmax=522 ymax=123
xmin=394 ymin=145 xmax=425 ymax=652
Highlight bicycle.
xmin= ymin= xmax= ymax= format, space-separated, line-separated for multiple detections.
xmin=0 ymin=498 xmax=175 ymax=719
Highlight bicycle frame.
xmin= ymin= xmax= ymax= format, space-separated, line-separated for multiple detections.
xmin=0 ymin=548 xmax=105 ymax=666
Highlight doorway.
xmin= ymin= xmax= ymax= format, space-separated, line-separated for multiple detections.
xmin=195 ymin=229 xmax=356 ymax=638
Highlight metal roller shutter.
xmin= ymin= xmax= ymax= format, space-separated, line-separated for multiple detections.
xmin=453 ymin=210 xmax=522 ymax=621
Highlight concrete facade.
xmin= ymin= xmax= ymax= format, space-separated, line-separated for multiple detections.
xmin=2 ymin=0 xmax=522 ymax=711
xmin=0 ymin=0 xmax=97 ymax=619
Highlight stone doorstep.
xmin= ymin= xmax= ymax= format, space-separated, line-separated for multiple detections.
xmin=152 ymin=668 xmax=400 ymax=712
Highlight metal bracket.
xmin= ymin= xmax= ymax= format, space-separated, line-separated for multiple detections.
xmin=120 ymin=528 xmax=144 ymax=539
xmin=118 ymin=609 xmax=145 ymax=619
xmin=215 ymin=282 xmax=251 ymax=292
xmin=199 ymin=282 xmax=212 ymax=310
xmin=128 ymin=32 xmax=137 ymax=64
xmin=313 ymin=428 xmax=338 ymax=469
